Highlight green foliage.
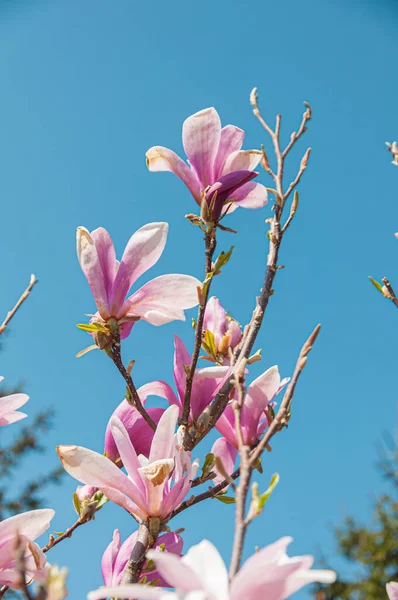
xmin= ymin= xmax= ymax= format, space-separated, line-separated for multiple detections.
xmin=314 ymin=437 xmax=397 ymax=600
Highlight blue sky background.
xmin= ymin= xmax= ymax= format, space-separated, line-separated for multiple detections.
xmin=0 ymin=0 xmax=397 ymax=597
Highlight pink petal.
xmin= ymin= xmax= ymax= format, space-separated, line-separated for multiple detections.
xmin=139 ymin=380 xmax=179 ymax=411
xmin=182 ymin=107 xmax=221 ymax=187
xmin=87 ymin=585 xmax=167 ymax=600
xmin=0 ymin=509 xmax=55 ymax=542
xmin=99 ymin=486 xmax=146 ymax=520
xmin=104 ymin=402 xmax=164 ymax=462
xmin=122 ymin=274 xmax=200 ymax=325
xmin=149 ymin=405 xmax=179 ymax=463
xmin=387 ymin=583 xmax=398 ymax=600
xmin=109 ymin=418 xmax=146 ymax=495
xmin=110 ymin=223 xmax=169 ymax=317
xmin=282 ymin=567 xmax=337 ymax=597
xmin=222 ymin=150 xmax=262 ymax=174
xmin=76 ymin=227 xmax=110 ymax=319
xmin=213 ymin=125 xmax=245 ymax=180
xmin=182 ymin=540 xmax=229 ymax=600
xmin=203 ymin=297 xmax=228 ymax=346
xmin=0 ymin=393 xmax=29 ymax=417
xmin=211 ymin=438 xmax=237 ymax=485
xmin=146 ymin=146 xmax=201 ymax=204
xmin=147 ymin=549 xmax=200 ymax=593
xmin=227 ymin=320 xmax=242 ymax=348
xmin=90 ymin=228 xmax=117 ymax=303
xmin=101 ymin=529 xmax=121 ymax=586
xmin=56 ymin=445 xmax=145 ymax=511
xmin=0 ymin=411 xmax=28 ymax=427
xmin=173 ymin=335 xmax=191 ymax=405
xmin=214 ymin=405 xmax=237 ymax=448
xmin=230 ymin=181 xmax=268 ymax=209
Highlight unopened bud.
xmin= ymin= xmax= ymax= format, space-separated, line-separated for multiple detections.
xmin=218 ymin=333 xmax=232 ymax=355
xmin=250 ymin=87 xmax=258 ymax=108
xmin=261 ymin=148 xmax=271 ymax=173
xmin=195 ymin=406 xmax=211 ymax=433
xmin=300 ymin=148 xmax=311 ymax=171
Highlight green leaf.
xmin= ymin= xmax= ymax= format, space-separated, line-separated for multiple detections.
xmin=213 ymin=246 xmax=234 ymax=275
xmin=72 ymin=493 xmax=81 ymax=516
xmin=258 ymin=473 xmax=280 ymax=511
xmin=368 ymin=276 xmax=384 ymax=294
xmin=76 ymin=322 xmax=108 ymax=333
xmin=203 ymin=330 xmax=217 ymax=358
xmin=201 ymin=453 xmax=215 ymax=478
xmin=54 ymin=531 xmax=64 ymax=537
xmin=215 ymin=494 xmax=235 ymax=504
xmin=253 ymin=458 xmax=263 ymax=474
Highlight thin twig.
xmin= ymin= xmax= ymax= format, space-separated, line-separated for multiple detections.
xmin=108 ymin=332 xmax=156 ymax=431
xmin=121 ymin=522 xmax=152 ymax=584
xmin=382 ymin=277 xmax=398 ymax=308
xmin=0 ymin=274 xmax=38 ymax=336
xmin=42 ymin=518 xmax=84 ymax=553
xmin=181 ymin=231 xmax=217 ymax=429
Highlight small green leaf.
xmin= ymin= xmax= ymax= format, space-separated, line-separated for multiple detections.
xmin=258 ymin=473 xmax=280 ymax=511
xmin=215 ymin=494 xmax=235 ymax=504
xmin=201 ymin=453 xmax=215 ymax=478
xmin=76 ymin=322 xmax=108 ymax=333
xmin=213 ymin=246 xmax=234 ymax=275
xmin=54 ymin=531 xmax=64 ymax=537
xmin=203 ymin=330 xmax=217 ymax=358
xmin=72 ymin=493 xmax=81 ymax=515
xmin=368 ymin=276 xmax=384 ymax=294
xmin=253 ymin=458 xmax=263 ymax=474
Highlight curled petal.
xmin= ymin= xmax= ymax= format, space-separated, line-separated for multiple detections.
xmin=229 ymin=181 xmax=268 ymax=209
xmin=146 ymin=146 xmax=201 ymax=203
xmin=222 ymin=150 xmax=262 ymax=174
xmin=122 ymin=274 xmax=200 ymax=325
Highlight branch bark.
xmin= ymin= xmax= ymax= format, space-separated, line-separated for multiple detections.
xmin=0 ymin=274 xmax=38 ymax=336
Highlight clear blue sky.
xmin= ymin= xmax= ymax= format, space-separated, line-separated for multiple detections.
xmin=0 ymin=0 xmax=397 ymax=597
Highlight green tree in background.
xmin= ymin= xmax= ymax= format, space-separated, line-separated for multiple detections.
xmin=315 ymin=434 xmax=398 ymax=600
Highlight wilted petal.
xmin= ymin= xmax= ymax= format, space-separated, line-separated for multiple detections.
xmin=110 ymin=223 xmax=168 ymax=317
xmin=122 ymin=274 xmax=200 ymax=325
xmin=77 ymin=227 xmax=110 ymax=319
xmin=182 ymin=107 xmax=221 ymax=187
xmin=213 ymin=125 xmax=245 ymax=180
xmin=222 ymin=150 xmax=262 ymax=174
xmin=229 ymin=181 xmax=268 ymax=209
xmin=146 ymin=146 xmax=201 ymax=204
xmin=211 ymin=438 xmax=237 ymax=485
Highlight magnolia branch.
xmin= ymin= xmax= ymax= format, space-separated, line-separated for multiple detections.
xmin=184 ymin=91 xmax=312 ymax=452
xmin=0 ymin=274 xmax=38 ymax=336
xmin=121 ymin=522 xmax=152 ymax=585
xmin=108 ymin=330 xmax=156 ymax=431
xmin=382 ymin=277 xmax=398 ymax=308
xmin=181 ymin=231 xmax=217 ymax=428
xmin=229 ymin=324 xmax=321 ymax=577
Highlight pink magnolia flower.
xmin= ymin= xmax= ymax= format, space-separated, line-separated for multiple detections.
xmin=146 ymin=108 xmax=268 ymax=220
xmin=202 ymin=297 xmax=242 ymax=364
xmin=102 ymin=530 xmax=183 ymax=590
xmin=104 ymin=382 xmax=167 ymax=464
xmin=0 ymin=509 xmax=55 ymax=589
xmin=75 ymin=485 xmax=98 ymax=503
xmin=0 ymin=377 xmax=29 ymax=427
xmin=77 ymin=222 xmax=200 ymax=340
xmin=57 ymin=405 xmax=199 ymax=521
xmin=387 ymin=582 xmax=398 ymax=600
xmin=88 ymin=537 xmax=336 ymax=600
xmin=212 ymin=366 xmax=288 ymax=483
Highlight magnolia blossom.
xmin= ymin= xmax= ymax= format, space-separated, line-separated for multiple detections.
xmin=102 ymin=530 xmax=183 ymax=590
xmin=36 ymin=565 xmax=68 ymax=600
xmin=57 ymin=405 xmax=199 ymax=521
xmin=146 ymin=108 xmax=268 ymax=219
xmin=212 ymin=366 xmax=288 ymax=484
xmin=88 ymin=537 xmax=336 ymax=600
xmin=75 ymin=484 xmax=98 ymax=503
xmin=77 ymin=222 xmax=200 ymax=340
xmin=104 ymin=382 xmax=166 ymax=464
xmin=387 ymin=582 xmax=398 ymax=600
xmin=0 ymin=377 xmax=29 ymax=427
xmin=202 ymin=297 xmax=242 ymax=364
xmin=0 ymin=509 xmax=55 ymax=589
